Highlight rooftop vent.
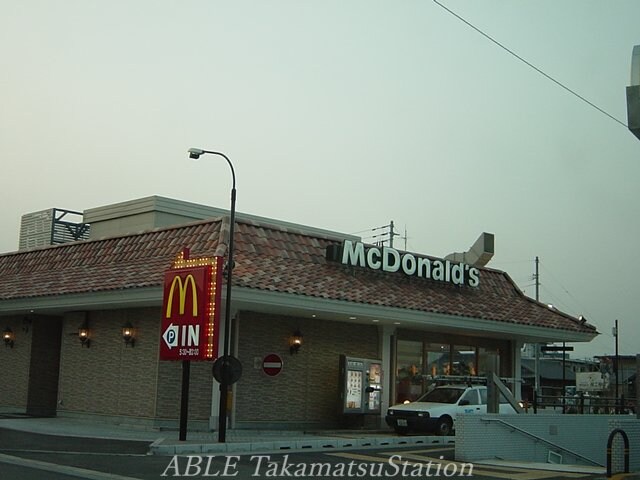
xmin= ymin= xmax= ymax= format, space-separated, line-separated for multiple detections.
xmin=444 ymin=232 xmax=494 ymax=268
xmin=19 ymin=208 xmax=90 ymax=250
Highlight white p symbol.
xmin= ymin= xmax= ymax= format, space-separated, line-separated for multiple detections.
xmin=163 ymin=323 xmax=179 ymax=348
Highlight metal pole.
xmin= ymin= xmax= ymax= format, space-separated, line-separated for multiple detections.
xmin=190 ymin=148 xmax=236 ymax=443
xmin=635 ymin=353 xmax=640 ymax=420
xmin=614 ymin=319 xmax=619 ymax=412
xmin=179 ymin=360 xmax=190 ymax=441
xmin=217 ymin=181 xmax=236 ymax=442
xmin=534 ymin=256 xmax=541 ymax=397
xmin=214 ymin=152 xmax=236 ymax=443
xmin=389 ymin=220 xmax=395 ymax=248
xmin=560 ymin=342 xmax=565 ymax=412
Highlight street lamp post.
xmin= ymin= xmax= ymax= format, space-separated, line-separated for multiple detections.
xmin=188 ymin=147 xmax=236 ymax=443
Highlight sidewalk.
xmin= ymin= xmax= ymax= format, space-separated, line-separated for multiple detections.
xmin=0 ymin=415 xmax=449 ymax=456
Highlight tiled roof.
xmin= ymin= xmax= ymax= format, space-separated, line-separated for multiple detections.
xmin=0 ymin=218 xmax=596 ymax=335
xmin=0 ymin=222 xmax=222 ymax=298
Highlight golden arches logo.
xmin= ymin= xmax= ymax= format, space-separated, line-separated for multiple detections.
xmin=165 ymin=274 xmax=198 ymax=318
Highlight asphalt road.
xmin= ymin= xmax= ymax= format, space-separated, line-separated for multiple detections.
xmin=0 ymin=427 xmax=610 ymax=480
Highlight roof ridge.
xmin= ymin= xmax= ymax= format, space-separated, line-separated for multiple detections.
xmin=0 ymin=217 xmax=225 ymax=258
xmin=215 ymin=216 xmax=230 ymax=257
xmin=233 ymin=216 xmax=354 ymax=242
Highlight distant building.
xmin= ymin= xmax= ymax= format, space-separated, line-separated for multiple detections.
xmin=595 ymin=355 xmax=638 ymax=400
xmin=520 ymin=356 xmax=599 ymax=401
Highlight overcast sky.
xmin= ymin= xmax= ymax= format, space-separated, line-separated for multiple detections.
xmin=2 ymin=1 xmax=639 ymax=360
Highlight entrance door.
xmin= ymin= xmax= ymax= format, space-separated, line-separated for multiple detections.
xmin=26 ymin=316 xmax=63 ymax=416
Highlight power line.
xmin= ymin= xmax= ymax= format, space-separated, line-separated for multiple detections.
xmin=538 ymin=264 xmax=599 ymax=324
xmin=432 ymin=0 xmax=628 ymax=129
xmin=350 ymin=224 xmax=392 ymax=237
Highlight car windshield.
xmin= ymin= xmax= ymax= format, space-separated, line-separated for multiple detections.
xmin=416 ymin=387 xmax=464 ymax=404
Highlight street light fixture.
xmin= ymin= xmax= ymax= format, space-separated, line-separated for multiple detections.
xmin=187 ymin=148 xmax=206 ymax=160
xmin=188 ymin=147 xmax=237 ymax=443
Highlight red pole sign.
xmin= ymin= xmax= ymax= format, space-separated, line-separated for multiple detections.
xmin=159 ymin=249 xmax=223 ymax=361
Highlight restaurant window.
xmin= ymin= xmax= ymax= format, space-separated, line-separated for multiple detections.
xmin=395 ymin=340 xmax=423 ymax=403
xmin=451 ymin=345 xmax=477 ymax=376
xmin=425 ymin=342 xmax=450 ymax=388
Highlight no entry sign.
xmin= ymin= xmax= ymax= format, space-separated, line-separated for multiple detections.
xmin=262 ymin=353 xmax=283 ymax=377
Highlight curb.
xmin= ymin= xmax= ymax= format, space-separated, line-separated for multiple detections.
xmin=149 ymin=435 xmax=455 ymax=456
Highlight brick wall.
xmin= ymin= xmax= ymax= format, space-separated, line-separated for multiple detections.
xmin=4 ymin=307 xmax=382 ymax=429
xmin=155 ymin=358 xmax=214 ymax=422
xmin=0 ymin=316 xmax=30 ymax=411
xmin=234 ymin=311 xmax=379 ymax=429
xmin=17 ymin=306 xmax=216 ymax=425
xmin=57 ymin=309 xmax=161 ymax=419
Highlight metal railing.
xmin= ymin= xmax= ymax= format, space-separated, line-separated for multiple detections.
xmin=531 ymin=392 xmax=636 ymax=415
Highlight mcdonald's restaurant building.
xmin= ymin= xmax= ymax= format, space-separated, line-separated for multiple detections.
xmin=0 ymin=196 xmax=597 ymax=430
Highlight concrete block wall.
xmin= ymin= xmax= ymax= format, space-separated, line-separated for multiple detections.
xmin=235 ymin=311 xmax=379 ymax=429
xmin=456 ymin=413 xmax=640 ymax=468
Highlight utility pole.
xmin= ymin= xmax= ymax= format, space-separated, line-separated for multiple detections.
xmin=535 ymin=256 xmax=540 ymax=302
xmin=613 ymin=319 xmax=620 ymax=410
xmin=389 ymin=220 xmax=399 ymax=248
xmin=534 ymin=256 xmax=541 ymax=397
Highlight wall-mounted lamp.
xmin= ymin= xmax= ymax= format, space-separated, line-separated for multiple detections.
xmin=78 ymin=322 xmax=91 ymax=348
xmin=289 ymin=329 xmax=303 ymax=355
xmin=3 ymin=327 xmax=15 ymax=348
xmin=122 ymin=321 xmax=136 ymax=347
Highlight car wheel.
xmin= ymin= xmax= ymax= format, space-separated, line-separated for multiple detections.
xmin=394 ymin=426 xmax=410 ymax=435
xmin=435 ymin=416 xmax=453 ymax=436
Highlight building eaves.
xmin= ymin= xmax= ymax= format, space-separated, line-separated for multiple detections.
xmin=0 ymin=216 xmax=598 ymax=339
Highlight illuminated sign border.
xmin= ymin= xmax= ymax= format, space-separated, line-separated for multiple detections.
xmin=160 ymin=249 xmax=223 ymax=361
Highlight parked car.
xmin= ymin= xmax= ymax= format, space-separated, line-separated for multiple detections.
xmin=385 ymin=385 xmax=517 ymax=436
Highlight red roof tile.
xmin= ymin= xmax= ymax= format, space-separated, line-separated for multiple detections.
xmin=0 ymin=218 xmax=596 ymax=336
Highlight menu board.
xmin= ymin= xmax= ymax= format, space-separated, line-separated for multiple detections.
xmin=346 ymin=370 xmax=363 ymax=409
xmin=339 ymin=355 xmax=383 ymax=414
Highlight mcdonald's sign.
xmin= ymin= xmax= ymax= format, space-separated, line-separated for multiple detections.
xmin=159 ymin=249 xmax=223 ymax=361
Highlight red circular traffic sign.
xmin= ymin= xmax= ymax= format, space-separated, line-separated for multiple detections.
xmin=262 ymin=353 xmax=283 ymax=377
